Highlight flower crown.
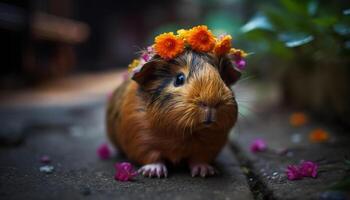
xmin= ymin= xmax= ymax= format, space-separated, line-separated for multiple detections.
xmin=128 ymin=25 xmax=247 ymax=76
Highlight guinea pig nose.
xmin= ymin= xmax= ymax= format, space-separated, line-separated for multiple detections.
xmin=202 ymin=106 xmax=217 ymax=125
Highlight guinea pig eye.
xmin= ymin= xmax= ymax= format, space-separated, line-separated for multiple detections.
xmin=174 ymin=73 xmax=185 ymax=87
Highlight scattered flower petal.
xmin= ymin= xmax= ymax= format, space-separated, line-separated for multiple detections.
xmin=286 ymin=165 xmax=302 ymax=180
xmin=250 ymin=139 xmax=267 ymax=153
xmin=40 ymin=155 xmax=51 ymax=164
xmin=299 ymin=161 xmax=318 ymax=178
xmin=289 ymin=112 xmax=308 ymax=127
xmin=97 ymin=143 xmax=111 ymax=160
xmin=309 ymin=128 xmax=330 ymax=143
xmin=114 ymin=162 xmax=138 ymax=181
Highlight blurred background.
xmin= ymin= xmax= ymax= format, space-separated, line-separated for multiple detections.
xmin=0 ymin=0 xmax=349 ymax=126
xmin=1 ymin=1 xmax=350 ymax=198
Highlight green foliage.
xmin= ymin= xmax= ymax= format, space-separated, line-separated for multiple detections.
xmin=240 ymin=0 xmax=350 ymax=66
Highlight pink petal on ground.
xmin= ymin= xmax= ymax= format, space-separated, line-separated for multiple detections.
xmin=40 ymin=155 xmax=51 ymax=164
xmin=286 ymin=165 xmax=303 ymax=180
xmin=97 ymin=143 xmax=111 ymax=160
xmin=250 ymin=139 xmax=267 ymax=153
xmin=299 ymin=161 xmax=318 ymax=178
xmin=114 ymin=162 xmax=138 ymax=181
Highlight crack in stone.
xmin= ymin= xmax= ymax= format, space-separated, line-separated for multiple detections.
xmin=229 ymin=142 xmax=276 ymax=200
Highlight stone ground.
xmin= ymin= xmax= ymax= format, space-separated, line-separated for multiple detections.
xmin=0 ymin=72 xmax=349 ymax=200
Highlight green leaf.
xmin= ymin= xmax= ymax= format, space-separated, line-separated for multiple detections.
xmin=312 ymin=17 xmax=338 ymax=27
xmin=334 ymin=24 xmax=350 ymax=35
xmin=278 ymin=32 xmax=314 ymax=47
xmin=241 ymin=13 xmax=274 ymax=33
xmin=280 ymin=0 xmax=308 ymax=16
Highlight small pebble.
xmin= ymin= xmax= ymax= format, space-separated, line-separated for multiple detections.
xmin=291 ymin=133 xmax=302 ymax=144
xmin=272 ymin=172 xmax=278 ymax=176
xmin=40 ymin=155 xmax=51 ymax=164
xmin=39 ymin=165 xmax=54 ymax=174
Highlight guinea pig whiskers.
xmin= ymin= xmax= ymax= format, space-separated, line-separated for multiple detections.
xmin=237 ymin=102 xmax=258 ymax=115
xmin=235 ymin=75 xmax=256 ymax=84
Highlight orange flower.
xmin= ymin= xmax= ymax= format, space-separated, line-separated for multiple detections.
xmin=186 ymin=25 xmax=216 ymax=52
xmin=309 ymin=128 xmax=330 ymax=143
xmin=214 ymin=35 xmax=232 ymax=56
xmin=289 ymin=112 xmax=308 ymax=127
xmin=154 ymin=32 xmax=184 ymax=60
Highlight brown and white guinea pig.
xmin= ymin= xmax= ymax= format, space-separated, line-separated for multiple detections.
xmin=106 ymin=49 xmax=241 ymax=178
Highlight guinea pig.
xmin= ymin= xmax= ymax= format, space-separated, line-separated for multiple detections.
xmin=106 ymin=49 xmax=241 ymax=178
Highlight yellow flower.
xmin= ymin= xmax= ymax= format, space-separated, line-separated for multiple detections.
xmin=176 ymin=29 xmax=189 ymax=39
xmin=186 ymin=25 xmax=216 ymax=52
xmin=213 ymin=35 xmax=232 ymax=56
xmin=230 ymin=48 xmax=247 ymax=58
xmin=128 ymin=59 xmax=140 ymax=72
xmin=154 ymin=32 xmax=185 ymax=60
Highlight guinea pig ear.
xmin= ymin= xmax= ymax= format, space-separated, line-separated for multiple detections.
xmin=219 ymin=57 xmax=241 ymax=86
xmin=131 ymin=60 xmax=162 ymax=86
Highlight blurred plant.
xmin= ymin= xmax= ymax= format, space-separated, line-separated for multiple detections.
xmin=240 ymin=0 xmax=350 ymax=67
xmin=239 ymin=0 xmax=350 ymax=125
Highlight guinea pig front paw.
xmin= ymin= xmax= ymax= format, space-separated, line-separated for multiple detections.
xmin=190 ymin=163 xmax=216 ymax=178
xmin=138 ymin=163 xmax=168 ymax=178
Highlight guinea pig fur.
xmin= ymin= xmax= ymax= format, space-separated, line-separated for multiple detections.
xmin=106 ymin=50 xmax=241 ymax=178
